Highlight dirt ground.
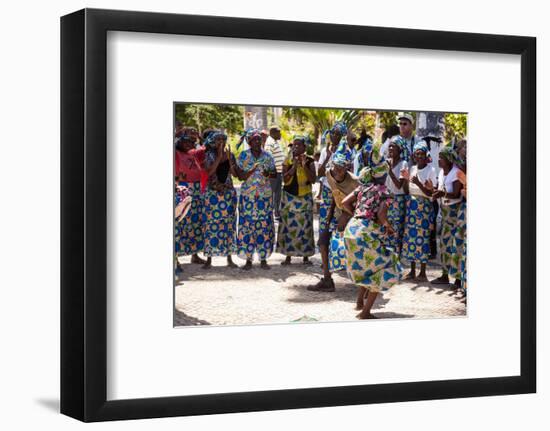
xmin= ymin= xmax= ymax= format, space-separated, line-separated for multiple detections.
xmin=174 ymin=251 xmax=466 ymax=327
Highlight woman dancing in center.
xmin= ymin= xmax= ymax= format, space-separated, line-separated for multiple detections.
xmin=342 ymin=159 xmax=403 ymax=319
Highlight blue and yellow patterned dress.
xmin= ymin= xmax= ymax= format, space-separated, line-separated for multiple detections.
xmin=344 ymin=183 xmax=402 ymax=292
xmin=236 ymin=149 xmax=276 ymax=261
xmin=276 ymin=155 xmax=315 ymax=257
xmin=202 ymin=151 xmax=238 ymax=257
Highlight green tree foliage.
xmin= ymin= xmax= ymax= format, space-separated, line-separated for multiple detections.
xmin=175 ymin=103 xmax=244 ymax=135
xmin=444 ymin=113 xmax=468 ymax=142
xmin=281 ymin=107 xmax=363 ymax=151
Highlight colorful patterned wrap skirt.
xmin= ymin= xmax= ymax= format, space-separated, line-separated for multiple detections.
xmin=458 ymin=201 xmax=467 ymax=292
xmin=175 ymin=181 xmax=204 ymax=256
xmin=276 ymin=191 xmax=315 ymax=257
xmin=236 ymin=192 xmax=275 ymax=261
xmin=402 ymin=195 xmax=435 ymax=264
xmin=439 ymin=201 xmax=466 ymax=279
xmin=319 ymin=185 xmax=338 ymax=233
xmin=329 ymin=230 xmax=347 ymax=271
xmin=202 ymin=187 xmax=237 ymax=257
xmin=343 ymin=217 xmax=403 ymax=292
xmin=386 ymin=194 xmax=407 ymax=255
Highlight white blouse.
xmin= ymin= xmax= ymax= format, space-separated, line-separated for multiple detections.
xmin=409 ymin=164 xmax=437 ymax=198
xmin=385 ymin=160 xmax=408 ymax=195
xmin=438 ymin=165 xmax=463 ymax=206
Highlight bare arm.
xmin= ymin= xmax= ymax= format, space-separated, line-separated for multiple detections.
xmin=304 ymin=159 xmax=317 ymax=183
xmin=377 ymin=201 xmax=395 ymax=235
xmin=388 ymin=162 xmax=406 ymax=189
xmin=341 ymin=190 xmax=358 ymax=216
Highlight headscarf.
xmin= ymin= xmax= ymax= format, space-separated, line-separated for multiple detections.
xmin=203 ymin=130 xmax=227 ymax=150
xmin=291 ymin=134 xmax=307 ymax=145
xmin=440 ymin=145 xmax=460 ymax=165
xmin=174 ymin=132 xmax=194 ymax=147
xmin=246 ymin=128 xmax=262 ymax=143
xmin=412 ymin=139 xmax=432 ymax=163
xmin=321 ymin=121 xmax=348 ymax=146
xmin=389 ymin=135 xmax=410 ymax=162
xmin=361 ymin=137 xmax=373 ymax=153
xmin=358 ymin=155 xmax=388 ymax=185
xmin=331 ymin=141 xmax=353 ymax=168
xmin=236 ymin=128 xmax=262 ymax=150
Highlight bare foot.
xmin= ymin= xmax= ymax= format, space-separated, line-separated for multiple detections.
xmin=227 ymin=260 xmax=238 ymax=268
xmin=201 ymin=261 xmax=212 ymax=270
xmin=281 ymin=257 xmax=292 ymax=266
xmin=241 ymin=261 xmax=253 ymax=271
xmin=302 ymin=257 xmax=313 ymax=265
xmin=416 ymin=273 xmax=428 ymax=282
xmin=356 ymin=311 xmax=378 ymax=319
xmin=260 ymin=260 xmax=270 ymax=270
xmin=431 ymin=275 xmax=450 ymax=285
xmin=403 ymin=271 xmax=415 ymax=280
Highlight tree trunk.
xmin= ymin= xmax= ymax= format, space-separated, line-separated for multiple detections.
xmin=416 ymin=112 xmax=445 ymax=139
xmin=244 ymin=106 xmax=268 ymax=131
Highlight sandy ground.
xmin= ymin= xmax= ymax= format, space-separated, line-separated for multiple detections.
xmin=174 ymin=250 xmax=466 ymax=327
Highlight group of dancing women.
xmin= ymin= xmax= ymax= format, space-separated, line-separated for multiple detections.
xmin=174 ymin=117 xmax=467 ymax=319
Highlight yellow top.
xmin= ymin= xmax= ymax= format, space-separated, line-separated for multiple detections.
xmin=283 ymin=156 xmax=313 ymax=197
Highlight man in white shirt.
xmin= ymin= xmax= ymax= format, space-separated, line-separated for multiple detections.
xmin=264 ymin=125 xmax=285 ymax=219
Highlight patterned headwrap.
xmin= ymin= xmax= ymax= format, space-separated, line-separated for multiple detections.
xmin=331 ymin=141 xmax=353 ymax=168
xmin=412 ymin=139 xmax=432 ymax=163
xmin=330 ymin=122 xmax=348 ymax=136
xmin=174 ymin=133 xmax=194 ymax=147
xmin=291 ymin=134 xmax=307 ymax=144
xmin=389 ymin=135 xmax=410 ymax=162
xmin=321 ymin=122 xmax=348 ymax=146
xmin=203 ymin=130 xmax=227 ymax=150
xmin=440 ymin=145 xmax=460 ymax=165
xmin=361 ymin=137 xmax=373 ymax=153
xmin=358 ymin=155 xmax=388 ymax=184
xmin=246 ymin=128 xmax=262 ymax=143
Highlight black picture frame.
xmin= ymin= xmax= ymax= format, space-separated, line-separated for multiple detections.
xmin=61 ymin=8 xmax=536 ymax=422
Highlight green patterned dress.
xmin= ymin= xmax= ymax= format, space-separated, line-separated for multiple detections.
xmin=344 ymin=183 xmax=403 ymax=292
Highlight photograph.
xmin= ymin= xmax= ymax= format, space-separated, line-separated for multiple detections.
xmin=174 ymin=103 xmax=468 ymax=326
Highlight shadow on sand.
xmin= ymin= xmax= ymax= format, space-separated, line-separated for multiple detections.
xmin=174 ymin=308 xmax=211 ymax=326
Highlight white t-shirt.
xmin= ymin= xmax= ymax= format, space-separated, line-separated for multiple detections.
xmin=379 ymin=138 xmax=391 ymax=159
xmin=385 ymin=160 xmax=408 ymax=195
xmin=438 ymin=165 xmax=462 ymax=205
xmin=318 ymin=146 xmax=330 ymax=188
xmin=409 ymin=164 xmax=437 ymax=198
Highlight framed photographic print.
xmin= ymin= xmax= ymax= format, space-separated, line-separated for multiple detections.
xmin=61 ymin=8 xmax=536 ymax=422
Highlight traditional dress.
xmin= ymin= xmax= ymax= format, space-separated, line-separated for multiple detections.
xmin=402 ymin=162 xmax=437 ymax=264
xmin=276 ymin=154 xmax=315 ymax=257
xmin=344 ymin=182 xmax=402 ymax=292
xmin=325 ymin=166 xmax=359 ymax=271
xmin=457 ymin=168 xmax=467 ymax=293
xmin=174 ymin=184 xmax=192 ymax=257
xmin=236 ymin=148 xmax=276 ymax=261
xmin=385 ymin=135 xmax=411 ymax=255
xmin=317 ymin=124 xmax=352 ymax=233
xmin=438 ymin=163 xmax=465 ymax=279
xmin=174 ymin=145 xmax=205 ymax=256
xmin=202 ymin=139 xmax=237 ymax=257
xmin=385 ymin=159 xmax=408 ymax=255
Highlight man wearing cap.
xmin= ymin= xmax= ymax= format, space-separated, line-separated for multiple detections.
xmin=264 ymin=125 xmax=286 ymax=220
xmin=380 ymin=113 xmax=418 ymax=163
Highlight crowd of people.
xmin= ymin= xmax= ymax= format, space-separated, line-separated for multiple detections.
xmin=174 ymin=113 xmax=467 ymax=319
